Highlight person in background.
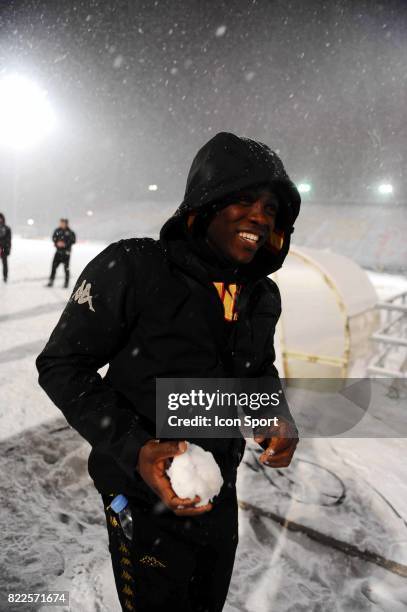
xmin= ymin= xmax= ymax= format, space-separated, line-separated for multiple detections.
xmin=47 ymin=218 xmax=76 ymax=288
xmin=0 ymin=213 xmax=12 ymax=284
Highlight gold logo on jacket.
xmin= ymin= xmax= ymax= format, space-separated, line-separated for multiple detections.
xmin=139 ymin=555 xmax=166 ymax=568
xmin=213 ymin=282 xmax=241 ymax=321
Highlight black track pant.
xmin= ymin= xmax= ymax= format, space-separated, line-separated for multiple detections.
xmin=1 ymin=253 xmax=8 ymax=281
xmin=50 ymin=251 xmax=70 ymax=284
xmin=102 ymin=493 xmax=238 ymax=612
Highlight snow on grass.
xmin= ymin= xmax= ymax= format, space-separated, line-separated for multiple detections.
xmin=1 ymin=238 xmax=407 ymax=611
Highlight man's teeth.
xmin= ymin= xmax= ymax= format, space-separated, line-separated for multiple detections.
xmin=239 ymin=232 xmax=260 ymax=243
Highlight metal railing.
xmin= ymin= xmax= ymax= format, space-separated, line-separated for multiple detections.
xmin=367 ymin=290 xmax=407 ymax=378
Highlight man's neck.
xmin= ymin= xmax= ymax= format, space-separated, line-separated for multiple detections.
xmin=203 ymin=236 xmax=238 ymax=270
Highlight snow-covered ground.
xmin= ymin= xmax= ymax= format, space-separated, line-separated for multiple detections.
xmin=1 ymin=238 xmax=407 ymax=612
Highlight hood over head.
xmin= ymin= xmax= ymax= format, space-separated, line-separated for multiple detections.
xmin=160 ymin=131 xmax=301 ymax=279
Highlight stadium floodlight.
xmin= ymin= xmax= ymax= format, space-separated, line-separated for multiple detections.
xmin=27 ymin=218 xmax=34 ymax=225
xmin=297 ymin=182 xmax=311 ymax=194
xmin=0 ymin=74 xmax=56 ymax=150
xmin=148 ymin=184 xmax=158 ymax=191
xmin=86 ymin=210 xmax=94 ymax=217
xmin=378 ymin=183 xmax=393 ymax=195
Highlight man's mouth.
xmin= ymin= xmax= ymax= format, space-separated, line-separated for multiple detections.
xmin=237 ymin=231 xmax=264 ymax=247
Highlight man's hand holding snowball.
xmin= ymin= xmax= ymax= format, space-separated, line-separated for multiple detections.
xmin=254 ymin=417 xmax=299 ymax=468
xmin=137 ymin=439 xmax=214 ymax=516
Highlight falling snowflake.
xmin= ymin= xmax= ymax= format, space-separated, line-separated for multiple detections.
xmin=215 ymin=25 xmax=227 ymax=37
xmin=100 ymin=416 xmax=112 ymax=429
xmin=113 ymin=55 xmax=124 ymax=69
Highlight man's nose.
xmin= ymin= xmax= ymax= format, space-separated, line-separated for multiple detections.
xmin=246 ymin=201 xmax=269 ymax=225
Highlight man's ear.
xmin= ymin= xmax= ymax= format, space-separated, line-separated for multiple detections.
xmin=265 ymin=228 xmax=285 ymax=253
xmin=187 ymin=212 xmax=198 ymax=230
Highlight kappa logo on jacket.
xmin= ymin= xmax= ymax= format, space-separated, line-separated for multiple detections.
xmin=72 ymin=279 xmax=95 ymax=312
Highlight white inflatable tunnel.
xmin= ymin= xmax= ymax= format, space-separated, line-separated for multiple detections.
xmin=272 ymin=246 xmax=379 ymax=378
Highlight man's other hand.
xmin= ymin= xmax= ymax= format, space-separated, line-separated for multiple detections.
xmin=136 ymin=440 xmax=213 ymax=516
xmin=254 ymin=418 xmax=299 ymax=468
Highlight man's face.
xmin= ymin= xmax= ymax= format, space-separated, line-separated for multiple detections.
xmin=59 ymin=220 xmax=67 ymax=230
xmin=206 ymin=188 xmax=279 ymax=264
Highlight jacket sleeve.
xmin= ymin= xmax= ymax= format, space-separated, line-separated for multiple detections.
xmin=52 ymin=230 xmax=58 ymax=245
xmin=256 ymin=279 xmax=298 ymax=433
xmin=6 ymin=227 xmax=11 ymax=255
xmin=70 ymin=231 xmax=76 ymax=247
xmin=36 ymin=241 xmax=153 ymax=481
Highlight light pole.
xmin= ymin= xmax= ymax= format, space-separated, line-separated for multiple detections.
xmin=377 ymin=183 xmax=393 ymax=195
xmin=0 ymin=74 xmax=56 ymax=231
xmin=297 ymin=182 xmax=312 ymax=195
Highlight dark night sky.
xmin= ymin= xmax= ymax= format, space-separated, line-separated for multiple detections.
xmin=0 ymin=0 xmax=406 ymax=225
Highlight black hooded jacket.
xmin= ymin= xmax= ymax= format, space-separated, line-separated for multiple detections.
xmin=36 ymin=132 xmax=301 ymax=504
xmin=52 ymin=227 xmax=76 ymax=253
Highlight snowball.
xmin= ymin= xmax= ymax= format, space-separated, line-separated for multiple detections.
xmin=166 ymin=443 xmax=223 ymax=507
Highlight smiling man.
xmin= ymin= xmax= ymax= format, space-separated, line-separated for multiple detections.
xmin=36 ymin=132 xmax=301 ymax=612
